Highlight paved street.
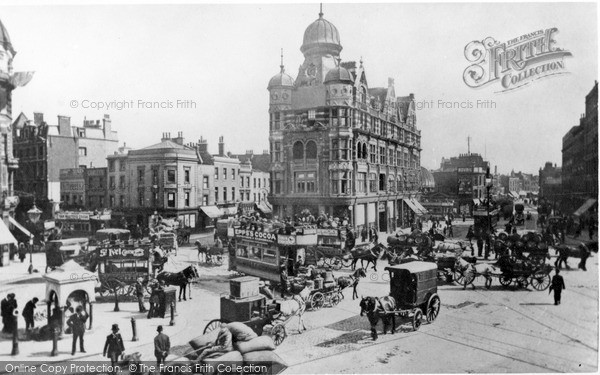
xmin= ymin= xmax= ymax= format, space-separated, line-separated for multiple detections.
xmin=0 ymin=226 xmax=597 ymax=373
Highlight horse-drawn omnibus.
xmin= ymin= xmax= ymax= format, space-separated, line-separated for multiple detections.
xmin=96 ymin=245 xmax=152 ymax=296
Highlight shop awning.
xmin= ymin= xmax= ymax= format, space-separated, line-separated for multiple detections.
xmin=403 ymin=198 xmax=422 ymax=215
xmin=8 ymin=216 xmax=33 ymax=238
xmin=0 ymin=220 xmax=18 ymax=245
xmin=256 ymin=201 xmax=273 ymax=214
xmin=220 ymin=205 xmax=238 ymax=216
xmin=199 ymin=205 xmax=222 ymax=219
xmin=573 ymin=199 xmax=597 ymax=217
xmin=411 ymin=199 xmax=428 ymax=215
xmin=509 ymin=191 xmax=519 ymax=198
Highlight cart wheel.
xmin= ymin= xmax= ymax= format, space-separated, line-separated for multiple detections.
xmin=453 ymin=270 xmax=465 ymax=285
xmin=203 ymin=319 xmax=223 ymax=335
xmin=499 ymin=275 xmax=512 ymax=287
xmin=331 ymin=292 xmax=342 ymax=306
xmin=530 ymin=272 xmax=551 ymax=291
xmin=412 ymin=309 xmax=423 ymax=331
xmin=311 ymin=292 xmax=325 ymax=310
xmin=271 ymin=323 xmax=287 ymax=346
xmin=426 ymin=294 xmax=440 ymax=323
xmin=516 ymin=276 xmax=529 ymax=289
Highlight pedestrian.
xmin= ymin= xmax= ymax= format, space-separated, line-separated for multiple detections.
xmin=578 ymin=243 xmax=591 ymax=271
xmin=466 ymin=226 xmax=475 ymax=256
xmin=5 ymin=294 xmax=17 ymax=334
xmin=154 ymin=325 xmax=170 ymax=366
xmin=1 ymin=294 xmax=13 ymax=333
xmin=67 ymin=306 xmax=88 ymax=355
xmin=371 ymin=226 xmax=378 ymax=244
xmin=360 ymin=226 xmax=368 ymax=242
xmin=135 ymin=278 xmax=146 ymax=313
xmin=549 ymin=268 xmax=566 ymax=305
xmin=103 ymin=324 xmax=125 ymax=367
xmin=588 ymin=217 xmax=595 ymax=240
xmin=279 ymin=265 xmax=288 ymax=298
xmin=447 ymin=223 xmax=454 ymax=238
xmin=476 ymin=235 xmax=484 ymax=258
xmin=18 ymin=243 xmax=26 ymax=263
xmin=22 ymin=297 xmax=38 ymax=331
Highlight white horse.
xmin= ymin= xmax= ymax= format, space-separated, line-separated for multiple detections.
xmin=455 ymin=257 xmax=501 ymax=289
xmin=277 ymin=286 xmax=311 ymax=334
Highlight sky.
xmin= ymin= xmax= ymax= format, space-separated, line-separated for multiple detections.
xmin=1 ymin=2 xmax=598 ymax=175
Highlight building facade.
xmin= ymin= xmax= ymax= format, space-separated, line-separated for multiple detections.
xmin=267 ymin=10 xmax=422 ymax=232
xmin=561 ymin=81 xmax=598 ymax=215
xmin=236 ymin=151 xmax=272 ymax=215
xmin=12 ymin=112 xmax=118 ymax=204
xmin=432 ymin=153 xmax=490 ymax=216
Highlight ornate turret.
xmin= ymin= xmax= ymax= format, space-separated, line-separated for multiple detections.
xmin=268 ymin=50 xmax=293 ymax=112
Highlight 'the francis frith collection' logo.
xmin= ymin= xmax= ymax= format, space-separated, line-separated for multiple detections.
xmin=463 ymin=28 xmax=572 ymax=92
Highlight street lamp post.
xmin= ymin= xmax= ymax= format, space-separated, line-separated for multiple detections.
xmin=27 ymin=203 xmax=42 ymax=274
xmin=485 ymin=168 xmax=493 ymax=258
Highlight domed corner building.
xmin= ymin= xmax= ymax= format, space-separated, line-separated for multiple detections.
xmin=267 ymin=8 xmax=424 ymax=232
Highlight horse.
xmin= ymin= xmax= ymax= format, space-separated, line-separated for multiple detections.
xmin=336 ymin=268 xmax=367 ymax=300
xmin=359 ymin=296 xmax=396 ymax=341
xmin=454 ymin=257 xmax=501 ymax=289
xmin=276 ymin=287 xmax=311 ymax=334
xmin=351 ymin=243 xmax=388 ymax=271
xmin=156 ymin=265 xmax=200 ymax=301
xmin=195 ymin=241 xmax=208 ymax=263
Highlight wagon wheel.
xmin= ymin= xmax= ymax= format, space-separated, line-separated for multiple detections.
xmin=271 ymin=323 xmax=287 ymax=346
xmin=529 ymin=271 xmax=551 ymax=291
xmin=453 ymin=269 xmax=465 ymax=285
xmin=516 ymin=275 xmax=529 ymax=289
xmin=426 ymin=295 xmax=440 ymax=323
xmin=203 ymin=319 xmax=223 ymax=335
xmin=311 ymin=292 xmax=325 ymax=311
xmin=104 ymin=279 xmax=125 ymax=295
xmin=499 ymin=275 xmax=512 ymax=287
xmin=330 ymin=292 xmax=342 ymax=306
xmin=412 ymin=309 xmax=423 ymax=331
xmin=122 ymin=284 xmax=136 ymax=296
xmin=526 ymin=254 xmax=544 ymax=265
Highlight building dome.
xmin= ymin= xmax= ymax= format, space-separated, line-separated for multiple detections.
xmin=300 ymin=12 xmax=342 ymax=55
xmin=324 ymin=66 xmax=353 ymax=84
xmin=268 ymin=66 xmax=294 ymax=89
xmin=0 ymin=18 xmax=15 ymax=56
xmin=420 ymin=167 xmax=436 ymax=189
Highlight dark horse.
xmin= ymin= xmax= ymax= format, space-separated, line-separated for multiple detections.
xmin=359 ymin=296 xmax=397 ymax=341
xmin=156 ymin=265 xmax=200 ymax=301
xmin=336 ymin=268 xmax=367 ymax=300
xmin=351 ymin=243 xmax=388 ymax=271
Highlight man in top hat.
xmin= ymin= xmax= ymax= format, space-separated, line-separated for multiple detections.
xmin=103 ymin=324 xmax=125 ymax=366
xmin=154 ymin=325 xmax=170 ymax=365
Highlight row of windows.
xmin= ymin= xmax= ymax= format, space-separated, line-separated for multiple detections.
xmin=213 ymin=187 xmax=267 ymax=203
xmin=215 ymin=167 xmax=238 ymax=180
xmin=136 ymin=190 xmax=191 ymax=208
xmin=137 ymin=167 xmax=192 ymax=184
xmin=108 ymin=159 xmax=127 ymax=172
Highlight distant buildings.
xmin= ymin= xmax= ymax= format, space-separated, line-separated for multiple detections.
xmin=538 ymin=162 xmax=562 ymax=206
xmin=431 ymin=153 xmax=489 ymax=216
xmin=12 ymin=113 xmax=118 ymax=204
xmin=561 ymin=81 xmax=598 ymax=216
xmin=267 ymin=10 xmax=423 ymax=232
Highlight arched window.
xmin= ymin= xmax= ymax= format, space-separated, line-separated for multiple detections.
xmin=362 ymin=143 xmax=367 ymax=159
xmin=293 ymin=141 xmax=304 ymax=160
xmin=305 ymin=141 xmax=317 ymax=159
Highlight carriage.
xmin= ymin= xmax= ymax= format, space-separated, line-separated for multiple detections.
xmin=95 ymin=245 xmax=154 ymax=296
xmin=381 ymin=262 xmax=441 ymax=331
xmin=203 ymin=277 xmax=290 ymax=346
xmin=461 ymin=255 xmax=552 ymax=290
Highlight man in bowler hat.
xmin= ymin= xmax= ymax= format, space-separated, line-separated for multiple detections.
xmin=103 ymin=324 xmax=125 ymax=366
xmin=154 ymin=325 xmax=170 ymax=365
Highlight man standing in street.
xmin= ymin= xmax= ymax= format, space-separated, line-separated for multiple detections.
xmin=135 ymin=278 xmax=146 ymax=313
xmin=1 ymin=294 xmax=11 ymax=333
xmin=549 ymin=268 xmax=566 ymax=305
xmin=154 ymin=325 xmax=170 ymax=365
xmin=103 ymin=324 xmax=125 ymax=367
xmin=67 ymin=306 xmax=88 ymax=355
xmin=578 ymin=242 xmax=591 ymax=271
xmin=22 ymin=297 xmax=38 ymax=331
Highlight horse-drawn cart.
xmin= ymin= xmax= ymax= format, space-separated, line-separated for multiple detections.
xmin=203 ymin=277 xmax=293 ymax=346
xmin=95 ymin=245 xmax=153 ymax=296
xmin=360 ymin=262 xmax=440 ymax=340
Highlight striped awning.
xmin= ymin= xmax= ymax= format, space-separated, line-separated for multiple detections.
xmin=411 ymin=199 xmax=428 ymax=215
xmin=403 ymin=199 xmax=425 ymax=216
xmin=199 ymin=205 xmax=222 ymax=219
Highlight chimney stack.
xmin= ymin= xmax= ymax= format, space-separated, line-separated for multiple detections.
xmin=218 ymin=136 xmax=224 ymax=156
xmin=173 ymin=131 xmax=184 ymax=145
xmin=197 ymin=137 xmax=208 ymax=153
xmin=57 ymin=115 xmax=71 ymax=136
xmin=103 ymin=114 xmax=112 ymax=139
xmin=161 ymin=132 xmax=172 ymax=142
xmin=33 ymin=112 xmax=44 ymax=125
